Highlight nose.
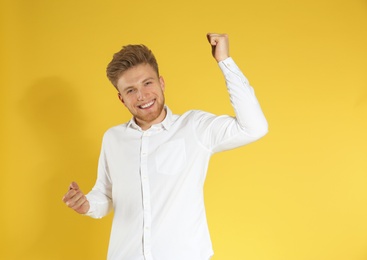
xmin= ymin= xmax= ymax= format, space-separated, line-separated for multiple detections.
xmin=137 ymin=88 xmax=146 ymax=101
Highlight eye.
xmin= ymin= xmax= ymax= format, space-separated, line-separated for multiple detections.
xmin=126 ymin=88 xmax=134 ymax=94
xmin=144 ymin=81 xmax=152 ymax=86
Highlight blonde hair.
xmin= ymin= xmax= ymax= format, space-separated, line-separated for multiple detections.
xmin=106 ymin=44 xmax=159 ymax=89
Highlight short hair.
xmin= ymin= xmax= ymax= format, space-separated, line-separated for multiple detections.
xmin=106 ymin=44 xmax=159 ymax=89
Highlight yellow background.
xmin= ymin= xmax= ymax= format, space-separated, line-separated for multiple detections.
xmin=1 ymin=0 xmax=367 ymax=259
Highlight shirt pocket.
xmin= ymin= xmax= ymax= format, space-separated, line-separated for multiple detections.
xmin=155 ymin=139 xmax=186 ymax=175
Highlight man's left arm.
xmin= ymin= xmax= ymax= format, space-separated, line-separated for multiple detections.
xmin=199 ymin=33 xmax=268 ymax=152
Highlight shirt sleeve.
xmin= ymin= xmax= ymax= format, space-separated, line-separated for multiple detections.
xmin=84 ymin=137 xmax=113 ymax=219
xmin=193 ymin=57 xmax=268 ymax=153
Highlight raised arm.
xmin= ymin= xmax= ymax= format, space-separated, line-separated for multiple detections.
xmin=193 ymin=33 xmax=268 ymax=153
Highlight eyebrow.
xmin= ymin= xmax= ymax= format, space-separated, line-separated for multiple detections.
xmin=122 ymin=77 xmax=155 ymax=91
xmin=142 ymin=77 xmax=155 ymax=83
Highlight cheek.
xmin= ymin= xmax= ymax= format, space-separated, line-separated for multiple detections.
xmin=120 ymin=98 xmax=128 ymax=107
xmin=122 ymin=97 xmax=135 ymax=108
xmin=159 ymin=89 xmax=165 ymax=99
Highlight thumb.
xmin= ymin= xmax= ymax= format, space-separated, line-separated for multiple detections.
xmin=69 ymin=181 xmax=79 ymax=190
xmin=206 ymin=33 xmax=217 ymax=46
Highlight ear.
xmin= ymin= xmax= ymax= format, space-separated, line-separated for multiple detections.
xmin=159 ymin=76 xmax=165 ymax=91
xmin=117 ymin=92 xmax=125 ymax=105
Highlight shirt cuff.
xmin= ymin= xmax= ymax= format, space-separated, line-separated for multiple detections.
xmin=83 ymin=194 xmax=95 ymax=217
xmin=218 ymin=57 xmax=238 ymax=73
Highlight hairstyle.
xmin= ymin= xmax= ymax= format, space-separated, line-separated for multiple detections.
xmin=106 ymin=44 xmax=159 ymax=89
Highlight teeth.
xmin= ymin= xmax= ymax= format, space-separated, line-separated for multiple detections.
xmin=140 ymin=100 xmax=154 ymax=109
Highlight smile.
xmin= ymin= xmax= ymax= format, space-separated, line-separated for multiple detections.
xmin=139 ymin=100 xmax=155 ymax=109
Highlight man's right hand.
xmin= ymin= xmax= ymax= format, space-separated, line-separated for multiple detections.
xmin=62 ymin=182 xmax=90 ymax=214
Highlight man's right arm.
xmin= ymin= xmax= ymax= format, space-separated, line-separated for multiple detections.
xmin=62 ymin=135 xmax=113 ymax=218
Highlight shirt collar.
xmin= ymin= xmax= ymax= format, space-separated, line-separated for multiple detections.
xmin=127 ymin=106 xmax=173 ymax=131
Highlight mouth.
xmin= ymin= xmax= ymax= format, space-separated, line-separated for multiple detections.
xmin=138 ymin=100 xmax=155 ymax=109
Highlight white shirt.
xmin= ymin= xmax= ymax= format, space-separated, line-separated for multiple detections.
xmin=85 ymin=57 xmax=268 ymax=260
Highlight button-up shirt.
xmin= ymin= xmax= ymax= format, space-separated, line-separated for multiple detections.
xmin=85 ymin=57 xmax=268 ymax=260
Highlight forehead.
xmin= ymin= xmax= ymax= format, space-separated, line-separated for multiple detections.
xmin=117 ymin=63 xmax=158 ymax=90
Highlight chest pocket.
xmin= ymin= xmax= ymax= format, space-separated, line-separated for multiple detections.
xmin=155 ymin=139 xmax=186 ymax=175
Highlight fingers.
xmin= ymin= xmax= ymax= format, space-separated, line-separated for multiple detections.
xmin=62 ymin=182 xmax=90 ymax=214
xmin=62 ymin=188 xmax=81 ymax=207
xmin=69 ymin=181 xmax=79 ymax=190
xmin=71 ymin=193 xmax=87 ymax=211
xmin=206 ymin=33 xmax=230 ymax=62
xmin=63 ymin=181 xmax=79 ymax=203
xmin=207 ymin=33 xmax=227 ymax=45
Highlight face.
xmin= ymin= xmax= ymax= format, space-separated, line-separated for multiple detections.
xmin=116 ymin=63 xmax=166 ymax=130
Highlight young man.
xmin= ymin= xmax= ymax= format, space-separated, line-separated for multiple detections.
xmin=63 ymin=33 xmax=268 ymax=260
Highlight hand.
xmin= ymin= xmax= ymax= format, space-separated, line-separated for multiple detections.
xmin=206 ymin=33 xmax=230 ymax=62
xmin=62 ymin=182 xmax=90 ymax=214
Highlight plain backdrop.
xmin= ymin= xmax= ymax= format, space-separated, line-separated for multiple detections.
xmin=1 ymin=0 xmax=367 ymax=259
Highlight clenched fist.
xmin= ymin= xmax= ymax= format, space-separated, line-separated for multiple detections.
xmin=207 ymin=33 xmax=230 ymax=62
xmin=62 ymin=182 xmax=90 ymax=214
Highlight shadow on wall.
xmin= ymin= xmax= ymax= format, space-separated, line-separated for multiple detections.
xmin=17 ymin=77 xmax=106 ymax=259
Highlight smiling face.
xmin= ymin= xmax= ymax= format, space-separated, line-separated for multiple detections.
xmin=117 ymin=63 xmax=166 ymax=130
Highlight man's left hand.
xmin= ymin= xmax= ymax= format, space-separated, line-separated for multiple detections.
xmin=207 ymin=33 xmax=230 ymax=62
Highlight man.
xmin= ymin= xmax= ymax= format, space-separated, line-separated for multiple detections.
xmin=62 ymin=33 xmax=268 ymax=260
